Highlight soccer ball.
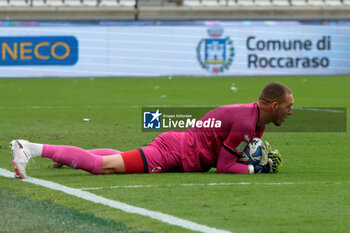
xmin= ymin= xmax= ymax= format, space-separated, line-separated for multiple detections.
xmin=238 ymin=138 xmax=265 ymax=165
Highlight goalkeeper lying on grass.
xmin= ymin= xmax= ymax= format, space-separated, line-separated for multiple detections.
xmin=10 ymin=82 xmax=292 ymax=179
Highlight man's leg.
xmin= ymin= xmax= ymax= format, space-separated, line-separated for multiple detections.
xmin=53 ymin=149 xmax=123 ymax=168
xmin=44 ymin=147 xmax=146 ymax=174
xmin=11 ymin=140 xmax=107 ymax=178
xmin=87 ymin=149 xmax=122 ymax=156
xmin=42 ymin=145 xmax=105 ymax=174
xmin=103 ymin=150 xmax=147 ymax=174
xmin=11 ymin=140 xmax=121 ymax=178
xmin=10 ymin=140 xmax=147 ymax=179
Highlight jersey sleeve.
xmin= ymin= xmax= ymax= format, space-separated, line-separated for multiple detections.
xmin=216 ymin=146 xmax=249 ymax=174
xmin=223 ymin=130 xmax=254 ymax=156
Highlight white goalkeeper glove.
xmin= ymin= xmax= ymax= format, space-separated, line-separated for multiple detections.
xmin=258 ymin=141 xmax=271 ymax=166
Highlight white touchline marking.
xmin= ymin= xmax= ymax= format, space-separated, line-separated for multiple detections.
xmin=79 ymin=181 xmax=350 ymax=191
xmin=292 ymin=107 xmax=345 ymax=113
xmin=80 ymin=182 xmax=295 ymax=190
xmin=0 ymin=168 xmax=232 ymax=233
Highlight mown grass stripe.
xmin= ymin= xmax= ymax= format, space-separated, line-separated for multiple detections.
xmin=79 ymin=181 xmax=350 ymax=190
xmin=0 ymin=168 xmax=232 ymax=233
xmin=0 ymin=187 xmax=143 ymax=233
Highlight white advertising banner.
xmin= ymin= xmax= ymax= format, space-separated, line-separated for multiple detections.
xmin=0 ymin=23 xmax=350 ymax=77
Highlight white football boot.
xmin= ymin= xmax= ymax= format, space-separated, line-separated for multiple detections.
xmin=10 ymin=140 xmax=32 ymax=179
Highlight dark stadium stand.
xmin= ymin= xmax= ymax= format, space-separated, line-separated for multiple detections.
xmin=0 ymin=0 xmax=349 ymax=20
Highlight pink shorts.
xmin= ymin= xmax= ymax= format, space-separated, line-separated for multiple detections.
xmin=140 ymin=131 xmax=185 ymax=173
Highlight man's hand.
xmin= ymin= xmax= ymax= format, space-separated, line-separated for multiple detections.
xmin=258 ymin=141 xmax=271 ymax=166
xmin=267 ymin=150 xmax=283 ymax=173
xmin=264 ymin=141 xmax=272 ymax=153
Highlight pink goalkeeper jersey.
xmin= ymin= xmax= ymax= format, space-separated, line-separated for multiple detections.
xmin=181 ymin=102 xmax=265 ymax=172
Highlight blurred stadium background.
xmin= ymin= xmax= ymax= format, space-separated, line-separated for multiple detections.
xmin=1 ymin=0 xmax=350 ymax=21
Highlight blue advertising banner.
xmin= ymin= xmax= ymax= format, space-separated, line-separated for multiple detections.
xmin=0 ymin=21 xmax=349 ymax=77
xmin=0 ymin=36 xmax=78 ymax=66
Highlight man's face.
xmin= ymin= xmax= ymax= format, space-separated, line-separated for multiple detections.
xmin=273 ymin=93 xmax=294 ymax=126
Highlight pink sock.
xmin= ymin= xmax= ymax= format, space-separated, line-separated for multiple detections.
xmin=87 ymin=149 xmax=122 ymax=156
xmin=42 ymin=145 xmax=103 ymax=174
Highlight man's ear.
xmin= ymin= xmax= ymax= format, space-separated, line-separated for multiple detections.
xmin=271 ymin=101 xmax=279 ymax=111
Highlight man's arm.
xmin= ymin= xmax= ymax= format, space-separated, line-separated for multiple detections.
xmin=216 ymin=146 xmax=271 ymax=174
xmin=216 ymin=146 xmax=253 ymax=174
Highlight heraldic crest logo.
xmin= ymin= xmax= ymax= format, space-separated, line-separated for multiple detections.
xmin=196 ymin=25 xmax=235 ymax=74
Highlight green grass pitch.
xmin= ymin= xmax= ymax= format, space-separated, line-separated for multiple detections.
xmin=0 ymin=188 xmax=149 ymax=233
xmin=0 ymin=76 xmax=349 ymax=233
